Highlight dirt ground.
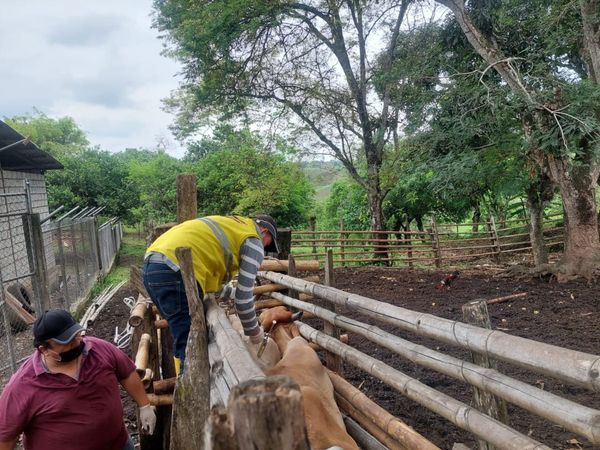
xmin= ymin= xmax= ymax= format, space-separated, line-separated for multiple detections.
xmin=87 ymin=263 xmax=600 ymax=450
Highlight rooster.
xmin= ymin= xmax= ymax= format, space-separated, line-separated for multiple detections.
xmin=435 ymin=271 xmax=460 ymax=290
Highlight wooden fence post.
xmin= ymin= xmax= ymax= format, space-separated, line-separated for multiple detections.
xmin=287 ymin=254 xmax=299 ymax=300
xmin=462 ymin=299 xmax=509 ymax=450
xmin=176 ymin=174 xmax=197 ymax=223
xmin=339 ymin=219 xmax=346 ymax=267
xmin=487 ymin=215 xmax=502 ymax=263
xmin=22 ymin=213 xmax=50 ymax=314
xmin=324 ymin=249 xmax=343 ymax=375
xmin=170 ymin=247 xmax=210 ymax=450
xmin=309 ymin=217 xmax=317 ymax=256
xmin=228 ymin=376 xmax=310 ymax=450
xmin=429 ymin=218 xmax=442 ymax=268
xmin=278 ymin=228 xmax=291 ymax=260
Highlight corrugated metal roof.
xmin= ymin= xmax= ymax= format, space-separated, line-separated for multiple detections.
xmin=0 ymin=120 xmax=63 ymax=172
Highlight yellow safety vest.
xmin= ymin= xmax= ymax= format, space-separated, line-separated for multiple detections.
xmin=146 ymin=215 xmax=261 ymax=293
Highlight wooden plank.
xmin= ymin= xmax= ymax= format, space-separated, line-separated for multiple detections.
xmin=3 ymin=290 xmax=35 ymax=325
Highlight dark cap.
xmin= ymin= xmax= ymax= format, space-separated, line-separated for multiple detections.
xmin=33 ymin=309 xmax=84 ymax=347
xmin=253 ymin=214 xmax=280 ymax=254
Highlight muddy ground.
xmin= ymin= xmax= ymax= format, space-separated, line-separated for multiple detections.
xmin=88 ymin=263 xmax=600 ymax=450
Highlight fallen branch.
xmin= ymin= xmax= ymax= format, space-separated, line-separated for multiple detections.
xmin=486 ymin=293 xmax=527 ymax=305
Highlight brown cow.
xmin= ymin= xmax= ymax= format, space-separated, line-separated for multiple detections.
xmin=260 ymin=308 xmax=360 ymax=450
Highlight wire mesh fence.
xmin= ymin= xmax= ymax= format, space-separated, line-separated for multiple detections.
xmin=0 ymin=211 xmax=122 ymax=387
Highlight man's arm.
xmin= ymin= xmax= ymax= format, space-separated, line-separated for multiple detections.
xmin=235 ymin=237 xmax=264 ymax=340
xmin=0 ymin=437 xmax=18 ymax=450
xmin=120 ymin=370 xmax=156 ymax=434
xmin=120 ymin=370 xmax=150 ymax=407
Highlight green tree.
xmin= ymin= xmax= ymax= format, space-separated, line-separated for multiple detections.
xmin=153 ymin=0 xmax=417 ymax=235
xmin=192 ymin=129 xmax=314 ymax=227
xmin=435 ymin=0 xmax=600 ymax=277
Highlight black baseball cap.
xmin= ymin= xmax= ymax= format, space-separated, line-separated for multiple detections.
xmin=33 ymin=309 xmax=84 ymax=347
xmin=254 ymin=214 xmax=280 ymax=254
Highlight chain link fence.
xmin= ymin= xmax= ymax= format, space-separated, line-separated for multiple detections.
xmin=0 ymin=208 xmax=122 ymax=387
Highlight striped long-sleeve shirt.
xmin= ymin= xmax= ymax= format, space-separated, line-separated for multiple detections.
xmin=234 ymin=237 xmax=264 ymax=336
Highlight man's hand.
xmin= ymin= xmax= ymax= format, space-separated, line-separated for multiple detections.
xmin=249 ymin=327 xmax=264 ymax=345
xmin=139 ymin=404 xmax=157 ymax=435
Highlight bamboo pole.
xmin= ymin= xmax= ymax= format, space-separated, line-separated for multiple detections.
xmin=323 ymin=249 xmax=342 ymax=375
xmin=148 ymin=393 xmax=174 ymax=406
xmin=259 ymin=273 xmax=600 ymax=393
xmin=329 ymin=371 xmax=439 ymax=450
xmin=205 ymin=295 xmax=265 ymax=386
xmin=135 ymin=333 xmax=152 ymax=375
xmin=259 ymin=259 xmax=319 ymax=272
xmin=253 ymin=276 xmax=319 ymax=295
xmin=296 ymin=322 xmax=551 ymax=450
xmin=267 ymin=291 xmax=600 ymax=443
xmin=129 ymin=298 xmax=149 ymax=327
xmin=153 ymin=377 xmax=177 ymax=395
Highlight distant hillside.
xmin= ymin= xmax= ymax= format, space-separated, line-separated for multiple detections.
xmin=301 ymin=160 xmax=348 ymax=201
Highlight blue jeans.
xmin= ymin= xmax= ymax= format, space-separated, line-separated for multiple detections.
xmin=143 ymin=261 xmax=202 ymax=372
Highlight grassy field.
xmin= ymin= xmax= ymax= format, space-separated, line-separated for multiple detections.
xmin=88 ymin=229 xmax=145 ymax=299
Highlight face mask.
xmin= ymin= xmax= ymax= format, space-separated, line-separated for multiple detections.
xmin=56 ymin=341 xmax=85 ymax=363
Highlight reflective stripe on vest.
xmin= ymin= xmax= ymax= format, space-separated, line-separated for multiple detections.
xmin=198 ymin=217 xmax=232 ymax=284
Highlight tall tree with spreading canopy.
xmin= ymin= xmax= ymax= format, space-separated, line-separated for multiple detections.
xmin=153 ymin=0 xmax=416 ymax=237
xmin=435 ymin=0 xmax=600 ymax=277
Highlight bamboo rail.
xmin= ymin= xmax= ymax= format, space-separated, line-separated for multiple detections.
xmin=267 ymin=292 xmax=600 ymax=443
xmin=330 ymin=371 xmax=440 ymax=450
xmin=296 ymin=322 xmax=551 ymax=450
xmin=260 ymin=272 xmax=600 ymax=392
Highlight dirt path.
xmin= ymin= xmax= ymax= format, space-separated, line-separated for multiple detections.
xmin=89 ymin=266 xmax=600 ymax=449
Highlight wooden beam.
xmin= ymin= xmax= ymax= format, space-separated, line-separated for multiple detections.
xmin=176 ymin=174 xmax=197 ymax=223
xmin=169 ymin=247 xmax=210 ymax=450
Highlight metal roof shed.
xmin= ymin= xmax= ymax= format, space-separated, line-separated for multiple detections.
xmin=0 ymin=120 xmax=63 ymax=172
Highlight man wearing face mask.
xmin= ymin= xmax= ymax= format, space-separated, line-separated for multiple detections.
xmin=0 ymin=309 xmax=156 ymax=450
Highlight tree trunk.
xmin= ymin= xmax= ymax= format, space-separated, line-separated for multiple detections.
xmin=472 ymin=203 xmax=481 ymax=233
xmin=552 ymin=163 xmax=600 ymax=278
xmin=526 ymin=174 xmax=554 ymax=268
xmin=366 ymin=177 xmax=389 ymax=264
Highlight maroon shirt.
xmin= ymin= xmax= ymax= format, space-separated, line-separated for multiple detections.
xmin=0 ymin=336 xmax=135 ymax=450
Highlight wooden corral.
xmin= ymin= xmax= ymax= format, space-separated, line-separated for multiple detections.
xmin=129 ymin=243 xmax=600 ymax=450
xmin=261 ymin=262 xmax=600 ymax=449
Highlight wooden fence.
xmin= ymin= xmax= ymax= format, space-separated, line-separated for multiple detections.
xmin=291 ymin=214 xmax=564 ymax=267
xmin=260 ymin=259 xmax=600 ymax=450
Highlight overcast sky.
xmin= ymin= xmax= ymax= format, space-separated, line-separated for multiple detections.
xmin=0 ymin=1 xmax=185 ymax=157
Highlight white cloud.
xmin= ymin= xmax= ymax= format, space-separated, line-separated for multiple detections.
xmin=0 ymin=1 xmax=184 ymax=157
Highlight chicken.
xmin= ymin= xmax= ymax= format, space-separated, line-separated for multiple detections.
xmin=435 ymin=271 xmax=460 ymax=290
